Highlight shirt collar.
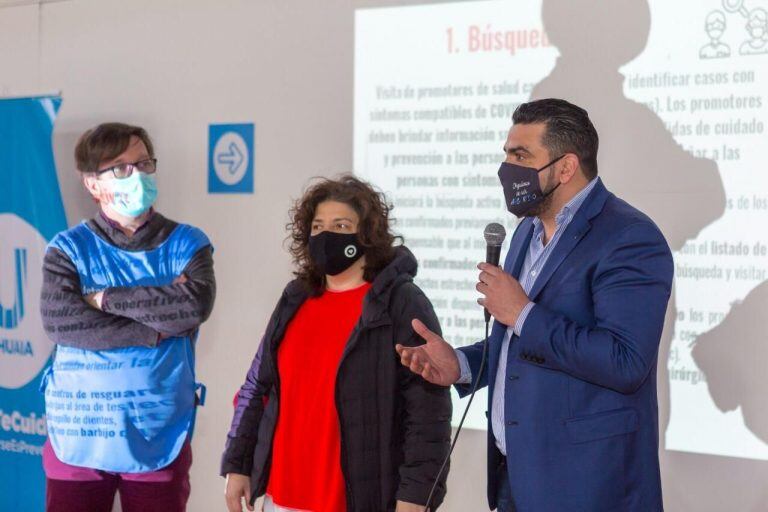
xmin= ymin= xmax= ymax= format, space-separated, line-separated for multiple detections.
xmin=98 ymin=207 xmax=155 ymax=234
xmin=532 ymin=178 xmax=598 ymax=232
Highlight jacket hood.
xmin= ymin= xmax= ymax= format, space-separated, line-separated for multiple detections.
xmin=369 ymin=245 xmax=418 ymax=296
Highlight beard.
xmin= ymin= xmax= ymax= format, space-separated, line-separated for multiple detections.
xmin=522 ymin=167 xmax=557 ymax=217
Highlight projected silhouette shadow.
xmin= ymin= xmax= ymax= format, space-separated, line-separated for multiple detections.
xmin=531 ymin=0 xmax=725 ymax=449
xmin=693 ymin=282 xmax=768 ymax=444
xmin=525 ymin=1 xmax=768 ymax=510
xmin=532 ymin=0 xmax=724 ymax=253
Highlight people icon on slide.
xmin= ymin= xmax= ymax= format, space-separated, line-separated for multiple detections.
xmin=711 ymin=0 xmax=768 ymax=57
xmin=701 ymin=11 xmax=731 ymax=58
xmin=740 ymin=7 xmax=768 ymax=55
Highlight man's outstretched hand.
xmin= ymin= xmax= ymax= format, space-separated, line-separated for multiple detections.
xmin=395 ymin=319 xmax=461 ymax=387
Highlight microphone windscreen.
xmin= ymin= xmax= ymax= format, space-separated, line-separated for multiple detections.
xmin=483 ymin=222 xmax=507 ymax=247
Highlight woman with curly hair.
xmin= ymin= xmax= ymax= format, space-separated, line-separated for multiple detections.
xmin=222 ymin=175 xmax=452 ymax=512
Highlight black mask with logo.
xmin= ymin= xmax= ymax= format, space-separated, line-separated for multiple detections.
xmin=308 ymin=231 xmax=364 ymax=276
xmin=498 ymin=154 xmax=565 ymax=217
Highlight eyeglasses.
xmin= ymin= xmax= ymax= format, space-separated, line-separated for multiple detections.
xmin=96 ymin=158 xmax=158 ymax=179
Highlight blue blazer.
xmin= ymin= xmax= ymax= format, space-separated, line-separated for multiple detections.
xmin=457 ymin=179 xmax=673 ymax=512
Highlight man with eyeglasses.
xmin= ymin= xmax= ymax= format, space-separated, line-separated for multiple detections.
xmin=39 ymin=123 xmax=216 ymax=512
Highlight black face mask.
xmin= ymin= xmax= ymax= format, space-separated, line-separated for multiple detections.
xmin=308 ymin=231 xmax=364 ymax=276
xmin=497 ymin=155 xmax=565 ymax=217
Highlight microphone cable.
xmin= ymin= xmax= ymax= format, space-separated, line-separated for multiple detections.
xmin=423 ymin=318 xmax=490 ymax=511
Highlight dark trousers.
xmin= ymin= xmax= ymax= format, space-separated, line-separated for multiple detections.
xmin=496 ymin=457 xmax=517 ymax=512
xmin=45 ymin=445 xmax=191 ymax=512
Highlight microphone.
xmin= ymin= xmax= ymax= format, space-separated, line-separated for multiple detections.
xmin=483 ymin=222 xmax=507 ymax=322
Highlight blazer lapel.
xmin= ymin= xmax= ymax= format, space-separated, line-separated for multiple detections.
xmin=504 ymin=219 xmax=534 ymax=279
xmin=527 ymin=215 xmax=591 ymax=301
xmin=527 ymin=179 xmax=611 ymax=302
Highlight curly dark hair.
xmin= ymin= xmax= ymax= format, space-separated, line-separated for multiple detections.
xmin=287 ymin=174 xmax=401 ymax=295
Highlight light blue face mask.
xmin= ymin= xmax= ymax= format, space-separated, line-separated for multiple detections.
xmin=109 ymin=172 xmax=158 ymax=217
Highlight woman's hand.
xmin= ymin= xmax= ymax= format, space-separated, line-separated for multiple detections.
xmin=224 ymin=473 xmax=254 ymax=512
xmin=396 ymin=500 xmax=429 ymax=512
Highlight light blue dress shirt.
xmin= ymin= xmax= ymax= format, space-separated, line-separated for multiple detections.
xmin=457 ymin=178 xmax=598 ymax=454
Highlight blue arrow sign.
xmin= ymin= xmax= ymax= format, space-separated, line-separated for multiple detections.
xmin=208 ymin=123 xmax=254 ymax=194
xmin=216 ymin=141 xmax=244 ymax=174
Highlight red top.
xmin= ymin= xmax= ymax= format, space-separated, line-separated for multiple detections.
xmin=266 ymin=282 xmax=372 ymax=512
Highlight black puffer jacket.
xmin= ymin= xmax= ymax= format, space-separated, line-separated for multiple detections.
xmin=221 ymin=246 xmax=452 ymax=511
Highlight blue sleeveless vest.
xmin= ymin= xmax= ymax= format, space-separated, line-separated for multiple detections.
xmin=41 ymin=221 xmax=211 ymax=473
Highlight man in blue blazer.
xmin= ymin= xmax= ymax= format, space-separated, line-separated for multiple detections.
xmin=396 ymin=99 xmax=673 ymax=512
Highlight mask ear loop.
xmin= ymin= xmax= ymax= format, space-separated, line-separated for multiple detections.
xmin=535 ymin=153 xmax=566 ymax=173
xmin=538 ymin=154 xmax=567 ymax=197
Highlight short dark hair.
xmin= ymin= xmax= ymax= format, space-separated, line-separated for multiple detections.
xmin=74 ymin=122 xmax=154 ymax=173
xmin=287 ymin=174 xmax=401 ymax=295
xmin=512 ymin=99 xmax=599 ymax=179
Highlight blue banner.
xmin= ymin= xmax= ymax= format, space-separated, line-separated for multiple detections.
xmin=0 ymin=96 xmax=65 ymax=512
